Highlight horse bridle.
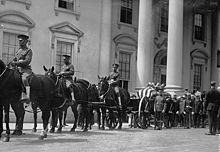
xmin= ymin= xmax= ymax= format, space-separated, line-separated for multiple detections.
xmin=0 ymin=67 xmax=7 ymax=78
xmin=99 ymin=80 xmax=111 ymax=98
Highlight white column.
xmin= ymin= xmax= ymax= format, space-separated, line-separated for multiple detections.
xmin=99 ymin=0 xmax=112 ymax=76
xmin=165 ymin=0 xmax=184 ymax=92
xmin=212 ymin=10 xmax=220 ymax=86
xmin=136 ymin=0 xmax=153 ymax=88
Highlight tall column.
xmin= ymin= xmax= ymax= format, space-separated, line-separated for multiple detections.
xmin=212 ymin=9 xmax=220 ymax=87
xmin=165 ymin=0 xmax=184 ymax=92
xmin=99 ymin=0 xmax=112 ymax=76
xmin=136 ymin=0 xmax=153 ymax=88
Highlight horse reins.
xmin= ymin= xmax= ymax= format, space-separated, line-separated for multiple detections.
xmin=0 ymin=68 xmax=7 ymax=78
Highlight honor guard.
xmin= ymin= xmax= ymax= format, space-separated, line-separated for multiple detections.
xmin=11 ymin=34 xmax=32 ymax=102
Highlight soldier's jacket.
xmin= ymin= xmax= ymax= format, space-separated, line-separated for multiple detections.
xmin=205 ymin=88 xmax=220 ymax=111
xmin=154 ymin=95 xmax=164 ymax=112
xmin=14 ymin=48 xmax=32 ymax=73
xmin=164 ymin=98 xmax=174 ymax=113
xmin=60 ymin=63 xmax=74 ymax=81
xmin=193 ymin=99 xmax=203 ymax=114
xmin=108 ymin=71 xmax=120 ymax=86
xmin=185 ymin=98 xmax=193 ymax=113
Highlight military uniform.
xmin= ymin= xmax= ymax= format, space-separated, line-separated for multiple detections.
xmin=108 ymin=63 xmax=122 ymax=108
xmin=205 ymin=81 xmax=220 ymax=135
xmin=12 ymin=34 xmax=32 ymax=102
xmin=60 ymin=62 xmax=75 ymax=88
xmin=154 ymin=92 xmax=165 ymax=130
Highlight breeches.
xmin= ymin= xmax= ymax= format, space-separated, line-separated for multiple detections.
xmin=22 ymin=72 xmax=32 ymax=86
xmin=65 ymin=79 xmax=72 ymax=88
xmin=114 ymin=86 xmax=120 ymax=96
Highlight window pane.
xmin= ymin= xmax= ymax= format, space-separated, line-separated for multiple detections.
xmin=194 ymin=13 xmax=205 ymax=41
xmin=2 ymin=32 xmax=19 ymax=64
xmin=56 ymin=41 xmax=73 ymax=72
xmin=120 ymin=0 xmax=133 ymax=24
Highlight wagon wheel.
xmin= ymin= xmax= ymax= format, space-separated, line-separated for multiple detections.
xmin=137 ymin=97 xmax=148 ymax=129
xmin=106 ymin=109 xmax=118 ymax=129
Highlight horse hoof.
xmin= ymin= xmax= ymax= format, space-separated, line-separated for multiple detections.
xmin=83 ymin=129 xmax=88 ymax=132
xmin=99 ymin=126 xmax=105 ymax=130
xmin=38 ymin=136 xmax=44 ymax=140
xmin=32 ymin=128 xmax=37 ymax=133
xmin=117 ymin=127 xmax=122 ymax=130
xmin=56 ymin=129 xmax=62 ymax=133
xmin=49 ymin=129 xmax=55 ymax=133
xmin=70 ymin=128 xmax=75 ymax=132
xmin=12 ymin=130 xmax=22 ymax=135
xmin=3 ymin=136 xmax=10 ymax=142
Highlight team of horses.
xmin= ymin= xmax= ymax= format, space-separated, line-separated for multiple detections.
xmin=0 ymin=59 xmax=131 ymax=142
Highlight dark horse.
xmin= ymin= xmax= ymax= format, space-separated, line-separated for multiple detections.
xmin=43 ymin=66 xmax=99 ymax=132
xmin=98 ymin=76 xmax=130 ymax=129
xmin=0 ymin=59 xmax=25 ymax=142
xmin=28 ymin=71 xmax=64 ymax=139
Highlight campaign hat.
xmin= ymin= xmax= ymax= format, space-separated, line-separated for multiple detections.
xmin=62 ymin=54 xmax=71 ymax=58
xmin=210 ymin=81 xmax=216 ymax=86
xmin=17 ymin=34 xmax=29 ymax=41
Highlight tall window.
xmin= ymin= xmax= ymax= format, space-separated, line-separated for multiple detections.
xmin=119 ymin=52 xmax=131 ymax=90
xmin=120 ymin=0 xmax=133 ymax=24
xmin=2 ymin=32 xmax=19 ymax=64
xmin=194 ymin=13 xmax=205 ymax=41
xmin=58 ymin=0 xmax=74 ymax=11
xmin=160 ymin=7 xmax=168 ymax=33
xmin=56 ymin=41 xmax=73 ymax=72
xmin=193 ymin=64 xmax=202 ymax=91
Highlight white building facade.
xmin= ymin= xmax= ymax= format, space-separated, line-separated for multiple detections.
xmin=0 ymin=0 xmax=219 ymax=121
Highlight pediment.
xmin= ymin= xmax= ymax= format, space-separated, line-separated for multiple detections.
xmin=113 ymin=34 xmax=137 ymax=47
xmin=0 ymin=10 xmax=35 ymax=27
xmin=49 ymin=22 xmax=84 ymax=37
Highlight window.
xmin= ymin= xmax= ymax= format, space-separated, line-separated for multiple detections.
xmin=160 ymin=7 xmax=168 ymax=33
xmin=119 ymin=52 xmax=131 ymax=90
xmin=2 ymin=32 xmax=19 ymax=64
xmin=194 ymin=13 xmax=205 ymax=41
xmin=120 ymin=0 xmax=133 ymax=24
xmin=56 ymin=41 xmax=73 ymax=72
xmin=193 ymin=64 xmax=202 ymax=91
xmin=160 ymin=56 xmax=167 ymax=65
xmin=58 ymin=0 xmax=74 ymax=10
xmin=55 ymin=0 xmax=80 ymax=19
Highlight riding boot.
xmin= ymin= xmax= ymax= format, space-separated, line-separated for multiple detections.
xmin=20 ymin=86 xmax=30 ymax=103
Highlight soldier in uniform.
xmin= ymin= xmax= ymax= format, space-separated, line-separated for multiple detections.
xmin=205 ymin=81 xmax=220 ymax=135
xmin=58 ymin=54 xmax=75 ymax=103
xmin=107 ymin=63 xmax=122 ymax=108
xmin=11 ymin=34 xmax=32 ymax=102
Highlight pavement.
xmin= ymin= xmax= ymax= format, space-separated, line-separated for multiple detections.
xmin=0 ymin=123 xmax=219 ymax=152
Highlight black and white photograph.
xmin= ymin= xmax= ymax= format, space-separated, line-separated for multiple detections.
xmin=0 ymin=0 xmax=219 ymax=151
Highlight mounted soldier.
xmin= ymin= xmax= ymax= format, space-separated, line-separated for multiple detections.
xmin=11 ymin=34 xmax=32 ymax=102
xmin=107 ymin=63 xmax=122 ymax=108
xmin=58 ymin=54 xmax=75 ymax=104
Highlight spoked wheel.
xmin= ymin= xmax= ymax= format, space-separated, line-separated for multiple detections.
xmin=106 ymin=110 xmax=119 ymax=129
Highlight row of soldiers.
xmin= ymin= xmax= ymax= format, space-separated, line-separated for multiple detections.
xmin=154 ymin=90 xmax=207 ymax=130
xmin=133 ymin=82 xmax=213 ymax=131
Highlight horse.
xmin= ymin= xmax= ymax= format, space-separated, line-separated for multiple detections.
xmin=97 ymin=75 xmax=130 ymax=129
xmin=43 ymin=66 xmax=99 ymax=132
xmin=0 ymin=59 xmax=25 ymax=142
xmin=26 ymin=70 xmax=66 ymax=140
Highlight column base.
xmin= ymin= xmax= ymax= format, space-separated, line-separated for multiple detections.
xmin=164 ymin=85 xmax=184 ymax=96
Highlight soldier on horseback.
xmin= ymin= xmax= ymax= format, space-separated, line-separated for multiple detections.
xmin=58 ymin=54 xmax=75 ymax=104
xmin=107 ymin=63 xmax=122 ymax=108
xmin=11 ymin=34 xmax=32 ymax=102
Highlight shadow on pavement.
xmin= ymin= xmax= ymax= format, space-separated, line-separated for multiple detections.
xmin=15 ymin=138 xmax=87 ymax=145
